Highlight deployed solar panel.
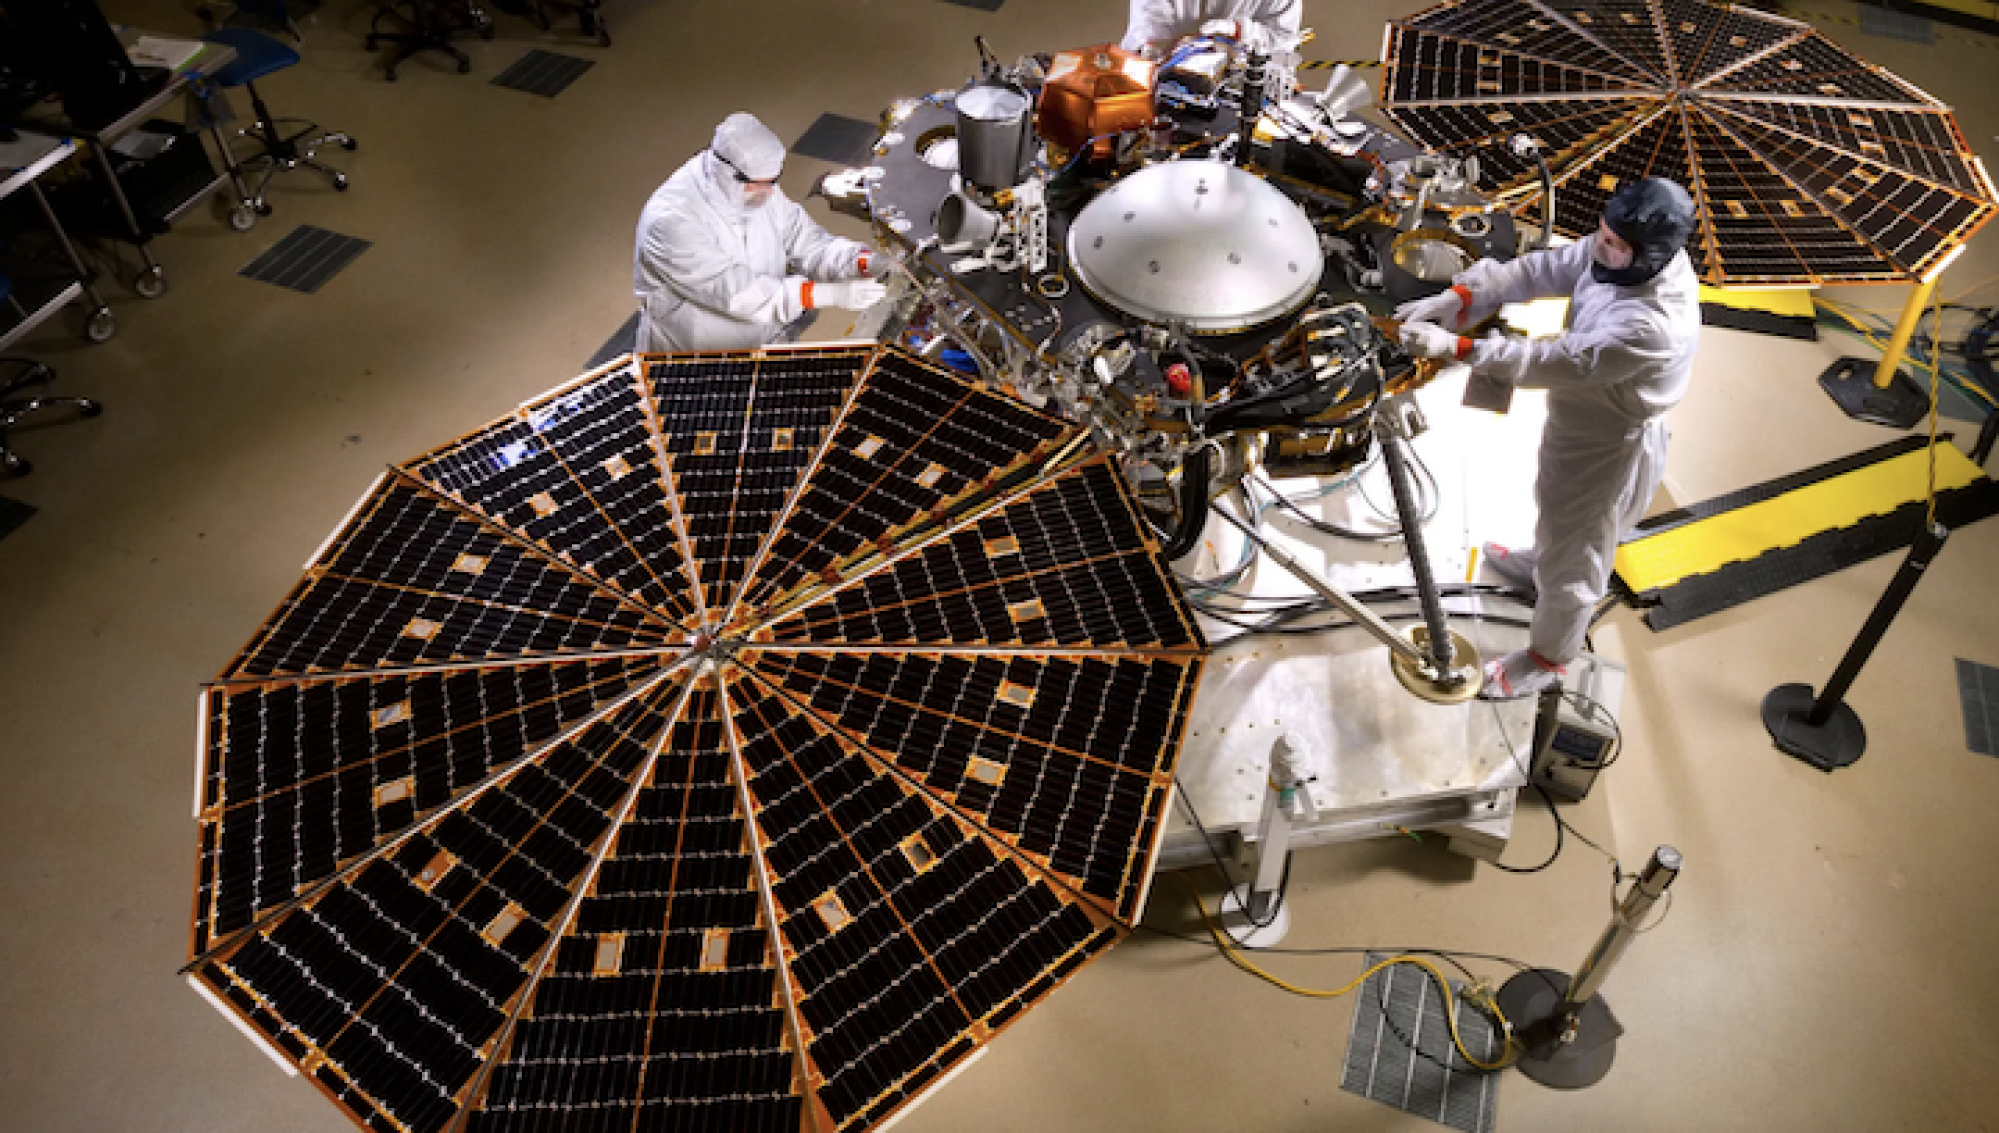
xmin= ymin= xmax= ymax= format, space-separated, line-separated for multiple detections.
xmin=1380 ymin=0 xmax=1999 ymax=284
xmin=189 ymin=344 xmax=1205 ymax=1133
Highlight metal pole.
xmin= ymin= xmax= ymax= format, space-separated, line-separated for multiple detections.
xmin=1237 ymin=51 xmax=1266 ymax=168
xmin=1378 ymin=432 xmax=1455 ymax=673
xmin=1805 ymin=521 xmax=1949 ymax=726
xmin=1872 ymin=277 xmax=1938 ymax=390
xmin=1565 ymin=846 xmax=1681 ymax=1009
xmin=1206 ymin=502 xmax=1429 ymax=666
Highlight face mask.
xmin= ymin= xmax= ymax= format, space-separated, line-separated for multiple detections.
xmin=1592 ymin=226 xmax=1633 ymax=270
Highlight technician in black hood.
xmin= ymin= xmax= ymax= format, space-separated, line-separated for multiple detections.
xmin=1395 ymin=177 xmax=1701 ymax=699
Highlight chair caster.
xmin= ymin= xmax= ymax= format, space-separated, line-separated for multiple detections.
xmin=4 ymin=452 xmax=30 ymax=477
xmin=596 ymin=18 xmax=610 ymax=46
xmin=341 ymin=137 xmax=358 ymax=151
xmin=86 ymin=308 xmax=117 ymax=344
xmin=135 ymin=267 xmax=168 ymax=299
xmin=79 ymin=400 xmax=103 ymax=419
xmin=230 ymin=204 xmax=258 ymax=231
xmin=457 ymin=58 xmax=471 ymax=73
xmin=255 ymin=200 xmax=274 ymax=216
xmin=334 ymin=173 xmax=349 ymax=191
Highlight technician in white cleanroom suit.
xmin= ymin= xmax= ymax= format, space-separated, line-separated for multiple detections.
xmin=1121 ymin=0 xmax=1303 ymax=56
xmin=1397 ymin=177 xmax=1700 ymax=699
xmin=634 ymin=112 xmax=888 ymax=353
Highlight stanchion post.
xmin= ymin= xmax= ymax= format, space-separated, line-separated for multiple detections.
xmin=1762 ymin=522 xmax=1950 ymax=770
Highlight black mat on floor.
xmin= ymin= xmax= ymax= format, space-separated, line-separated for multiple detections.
xmin=790 ymin=113 xmax=877 ymax=164
xmin=586 ymin=312 xmax=639 ymax=370
xmin=0 ymin=496 xmax=35 ymax=542
xmin=239 ymin=226 xmax=372 ymax=293
xmin=492 ymin=50 xmax=594 ymax=98
xmin=1958 ymin=659 xmax=1999 ymax=757
xmin=1859 ymin=3 xmax=1933 ymax=42
xmin=1341 ymin=953 xmax=1501 ymax=1133
xmin=939 ymin=0 xmax=1006 ymax=8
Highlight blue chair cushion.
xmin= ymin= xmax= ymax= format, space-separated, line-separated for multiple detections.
xmin=201 ymin=28 xmax=301 ymax=87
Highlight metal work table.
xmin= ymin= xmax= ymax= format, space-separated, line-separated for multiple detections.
xmin=9 ymin=30 xmax=247 ymax=298
xmin=0 ymin=129 xmax=117 ymax=348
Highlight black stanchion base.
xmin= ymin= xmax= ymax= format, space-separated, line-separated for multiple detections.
xmin=1819 ymin=357 xmax=1929 ymax=429
xmin=1762 ymin=683 xmax=1867 ymax=771
xmin=1494 ymin=968 xmax=1623 ymax=1089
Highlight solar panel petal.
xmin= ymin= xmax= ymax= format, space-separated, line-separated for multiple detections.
xmin=193 ymin=343 xmax=1208 ymax=1132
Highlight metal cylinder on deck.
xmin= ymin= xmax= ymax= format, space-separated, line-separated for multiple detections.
xmin=954 ymin=81 xmax=1036 ymax=193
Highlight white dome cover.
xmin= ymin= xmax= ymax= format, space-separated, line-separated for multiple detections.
xmin=1067 ymin=160 xmax=1322 ymax=333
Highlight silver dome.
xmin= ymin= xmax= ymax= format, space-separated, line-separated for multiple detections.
xmin=1067 ymin=161 xmax=1322 ymax=333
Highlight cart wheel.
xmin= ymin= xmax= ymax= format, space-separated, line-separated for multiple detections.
xmin=135 ymin=268 xmax=168 ymax=299
xmin=334 ymin=173 xmax=350 ymax=191
xmin=229 ymin=204 xmax=258 ymax=232
xmin=479 ymin=16 xmax=495 ymax=39
xmin=85 ymin=308 xmax=117 ymax=344
xmin=4 ymin=452 xmax=28 ymax=477
xmin=78 ymin=399 xmax=103 ymax=418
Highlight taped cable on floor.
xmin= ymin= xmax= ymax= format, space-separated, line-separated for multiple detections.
xmin=1169 ymin=872 xmax=1516 ymax=1070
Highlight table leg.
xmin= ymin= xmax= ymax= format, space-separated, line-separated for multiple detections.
xmin=87 ymin=141 xmax=167 ymax=296
xmin=28 ymin=182 xmax=117 ymax=343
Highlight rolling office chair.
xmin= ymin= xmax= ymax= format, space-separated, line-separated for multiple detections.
xmin=198 ymin=27 xmax=355 ymax=218
xmin=367 ymin=0 xmax=495 ymax=81
xmin=1 ymin=279 xmax=102 ymax=477
xmin=531 ymin=0 xmax=610 ymax=46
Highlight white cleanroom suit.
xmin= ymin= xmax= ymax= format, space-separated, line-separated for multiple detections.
xmin=1121 ymin=0 xmax=1303 ymax=55
xmin=1402 ymin=178 xmax=1701 ymax=685
xmin=634 ymin=113 xmax=878 ymax=353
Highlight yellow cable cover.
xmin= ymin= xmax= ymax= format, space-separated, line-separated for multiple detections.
xmin=1616 ymin=445 xmax=1985 ymax=592
xmin=1697 ymin=285 xmax=1817 ymax=319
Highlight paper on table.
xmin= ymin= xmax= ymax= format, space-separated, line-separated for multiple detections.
xmin=128 ymin=36 xmax=205 ymax=72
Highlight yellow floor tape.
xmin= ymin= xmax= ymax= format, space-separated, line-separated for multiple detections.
xmin=1615 ymin=444 xmax=1985 ymax=593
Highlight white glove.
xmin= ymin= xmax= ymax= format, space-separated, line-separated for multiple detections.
xmin=856 ymin=249 xmax=891 ymax=279
xmin=811 ymin=278 xmax=888 ymax=311
xmin=1393 ymin=287 xmax=1467 ymax=328
xmin=1399 ymin=321 xmax=1463 ymax=360
xmin=1199 ymin=18 xmax=1241 ymax=39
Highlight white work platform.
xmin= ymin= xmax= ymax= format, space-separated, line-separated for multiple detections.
xmin=1154 ymin=360 xmax=1556 ymax=871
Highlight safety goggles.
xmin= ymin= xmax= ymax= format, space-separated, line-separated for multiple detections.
xmin=714 ymin=151 xmax=779 ymax=187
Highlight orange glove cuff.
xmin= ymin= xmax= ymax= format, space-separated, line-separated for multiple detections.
xmin=801 ymin=280 xmax=815 ymax=310
xmin=1450 ymin=284 xmax=1474 ymax=325
xmin=1454 ymin=336 xmax=1474 ymax=362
